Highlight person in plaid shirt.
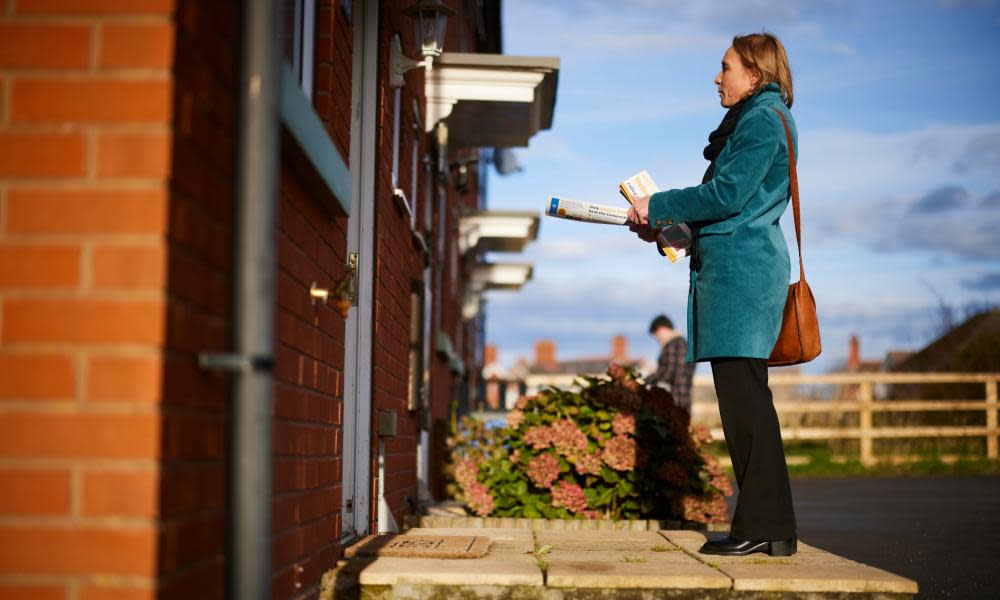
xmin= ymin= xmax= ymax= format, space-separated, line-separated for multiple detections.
xmin=646 ymin=315 xmax=695 ymax=412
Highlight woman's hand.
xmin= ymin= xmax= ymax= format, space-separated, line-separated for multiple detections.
xmin=629 ymin=222 xmax=660 ymax=243
xmin=627 ymin=195 xmax=651 ymax=225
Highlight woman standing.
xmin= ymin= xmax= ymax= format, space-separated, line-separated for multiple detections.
xmin=628 ymin=33 xmax=798 ymax=557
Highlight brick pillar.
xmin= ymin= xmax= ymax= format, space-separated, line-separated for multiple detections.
xmin=611 ymin=335 xmax=628 ymax=364
xmin=484 ymin=343 xmax=498 ymax=366
xmin=0 ymin=3 xmax=176 ymax=599
xmin=485 ymin=380 xmax=500 ymax=410
xmin=848 ymin=334 xmax=860 ymax=372
xmin=534 ymin=340 xmax=557 ymax=371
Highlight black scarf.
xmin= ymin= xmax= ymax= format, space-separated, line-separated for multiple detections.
xmin=701 ymin=97 xmax=749 ymax=183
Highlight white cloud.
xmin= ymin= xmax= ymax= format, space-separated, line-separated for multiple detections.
xmin=818 ymin=42 xmax=857 ymax=56
xmin=798 ymin=121 xmax=1000 ymax=200
xmin=566 ymin=32 xmax=730 ymax=53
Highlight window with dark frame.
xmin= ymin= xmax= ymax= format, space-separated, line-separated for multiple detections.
xmin=408 ymin=281 xmax=426 ymax=411
xmin=279 ymin=0 xmax=316 ymax=97
xmin=390 ymin=34 xmax=421 ymax=229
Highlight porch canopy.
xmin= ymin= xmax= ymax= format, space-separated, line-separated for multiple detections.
xmin=462 ymin=262 xmax=534 ymax=320
xmin=425 ymin=53 xmax=559 ymax=148
xmin=459 ymin=210 xmax=540 ymax=255
xmin=428 ymin=53 xmax=557 ymax=320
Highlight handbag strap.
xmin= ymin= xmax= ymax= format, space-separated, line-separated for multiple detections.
xmin=770 ymin=107 xmax=806 ymax=283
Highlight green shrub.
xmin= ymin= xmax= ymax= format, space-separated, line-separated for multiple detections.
xmin=447 ymin=365 xmax=732 ymax=524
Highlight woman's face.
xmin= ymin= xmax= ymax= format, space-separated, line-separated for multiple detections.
xmin=715 ymin=47 xmax=759 ymax=107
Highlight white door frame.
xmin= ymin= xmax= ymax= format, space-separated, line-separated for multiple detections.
xmin=342 ymin=0 xmax=378 ymax=542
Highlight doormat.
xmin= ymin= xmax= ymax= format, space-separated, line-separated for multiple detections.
xmin=344 ymin=534 xmax=492 ymax=559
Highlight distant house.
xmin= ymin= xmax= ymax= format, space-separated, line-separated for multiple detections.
xmin=838 ymin=308 xmax=999 ymax=400
xmin=833 ymin=335 xmax=909 ymax=400
xmin=890 ymin=308 xmax=1000 ymax=399
xmin=479 ymin=336 xmax=652 ymax=411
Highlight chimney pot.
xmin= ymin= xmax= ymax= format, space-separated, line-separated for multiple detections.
xmin=534 ymin=340 xmax=557 ymax=371
xmin=484 ymin=344 xmax=498 ymax=366
xmin=848 ymin=334 xmax=860 ymax=371
xmin=611 ymin=335 xmax=628 ymax=363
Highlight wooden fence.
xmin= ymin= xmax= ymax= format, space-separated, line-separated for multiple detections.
xmin=691 ymin=372 xmax=999 ymax=466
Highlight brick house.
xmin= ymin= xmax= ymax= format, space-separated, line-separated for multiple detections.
xmin=481 ymin=337 xmax=654 ymax=411
xmin=0 ymin=1 xmax=557 ymax=598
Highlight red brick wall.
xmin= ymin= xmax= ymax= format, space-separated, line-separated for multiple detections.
xmin=316 ymin=0 xmax=352 ymax=159
xmin=269 ymin=1 xmax=353 ymax=598
xmin=424 ymin=0 xmax=485 ymax=495
xmin=272 ymin=173 xmax=346 ymax=599
xmin=157 ymin=0 xmax=237 ymax=598
xmin=366 ymin=0 xmax=427 ymax=532
xmin=1 ymin=0 xmax=491 ymax=596
xmin=0 ymin=1 xmax=176 ymax=599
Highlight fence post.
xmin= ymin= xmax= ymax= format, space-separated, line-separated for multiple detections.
xmin=987 ymin=379 xmax=998 ymax=460
xmin=859 ymin=382 xmax=874 ymax=466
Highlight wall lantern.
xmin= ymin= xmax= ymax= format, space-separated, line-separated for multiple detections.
xmin=404 ymin=0 xmax=455 ymax=62
xmin=450 ymin=155 xmax=479 ymax=193
xmin=390 ymin=1 xmax=454 ymax=87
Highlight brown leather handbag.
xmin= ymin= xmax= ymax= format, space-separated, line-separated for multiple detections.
xmin=768 ymin=108 xmax=822 ymax=367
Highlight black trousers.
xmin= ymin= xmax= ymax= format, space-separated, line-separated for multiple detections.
xmin=711 ymin=357 xmax=797 ymax=541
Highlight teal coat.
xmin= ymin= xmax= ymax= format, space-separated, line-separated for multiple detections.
xmin=648 ymin=83 xmax=795 ymax=362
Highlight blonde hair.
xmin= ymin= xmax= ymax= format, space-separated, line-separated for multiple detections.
xmin=731 ymin=33 xmax=793 ymax=108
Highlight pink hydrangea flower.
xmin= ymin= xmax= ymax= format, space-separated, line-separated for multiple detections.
xmin=571 ymin=450 xmax=603 ymax=476
xmin=703 ymin=456 xmax=733 ymax=495
xmin=711 ymin=471 xmax=734 ymax=496
xmin=601 ymin=434 xmax=637 ymax=471
xmin=580 ymin=509 xmax=603 ymax=520
xmin=510 ymin=449 xmax=521 ymax=464
xmin=690 ymin=424 xmax=713 ymax=448
xmin=611 ymin=412 xmax=636 ymax=436
xmin=454 ymin=459 xmax=478 ymax=489
xmin=524 ymin=425 xmax=555 ymax=450
xmin=465 ymin=481 xmax=495 ymax=516
xmin=550 ymin=418 xmax=588 ymax=455
xmin=550 ymin=480 xmax=589 ymax=513
xmin=526 ymin=453 xmax=560 ymax=489
xmin=682 ymin=494 xmax=729 ymax=525
xmin=507 ymin=409 xmax=525 ymax=429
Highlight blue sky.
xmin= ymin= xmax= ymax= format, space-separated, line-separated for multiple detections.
xmin=483 ymin=0 xmax=1000 ymax=374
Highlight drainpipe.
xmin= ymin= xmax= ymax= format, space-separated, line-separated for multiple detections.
xmin=376 ymin=410 xmax=400 ymax=534
xmin=225 ymin=1 xmax=280 ymax=598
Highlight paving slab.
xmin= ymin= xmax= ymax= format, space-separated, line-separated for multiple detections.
xmin=355 ymin=527 xmax=542 ymax=587
xmin=536 ymin=528 xmax=675 ymax=553
xmin=344 ymin=534 xmax=491 ymax=558
xmin=403 ymin=526 xmax=534 ymax=541
xmin=546 ymin=548 xmax=731 ymax=590
xmin=538 ymin=530 xmax=729 ymax=590
xmin=403 ymin=526 xmax=532 ymax=553
xmin=660 ymin=529 xmax=919 ymax=595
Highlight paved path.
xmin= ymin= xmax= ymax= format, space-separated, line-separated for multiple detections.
xmin=324 ymin=526 xmax=916 ymax=598
xmin=787 ymin=476 xmax=1000 ymax=599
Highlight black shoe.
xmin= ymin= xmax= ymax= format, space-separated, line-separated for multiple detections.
xmin=698 ymin=535 xmax=797 ymax=557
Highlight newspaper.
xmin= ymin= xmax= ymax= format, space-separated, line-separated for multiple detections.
xmin=546 ymin=197 xmax=630 ymax=225
xmin=544 ymin=171 xmax=693 ymax=264
xmin=618 ymin=170 xmax=691 ymax=262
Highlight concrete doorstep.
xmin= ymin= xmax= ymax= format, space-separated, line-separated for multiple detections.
xmin=320 ymin=527 xmax=918 ymax=599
